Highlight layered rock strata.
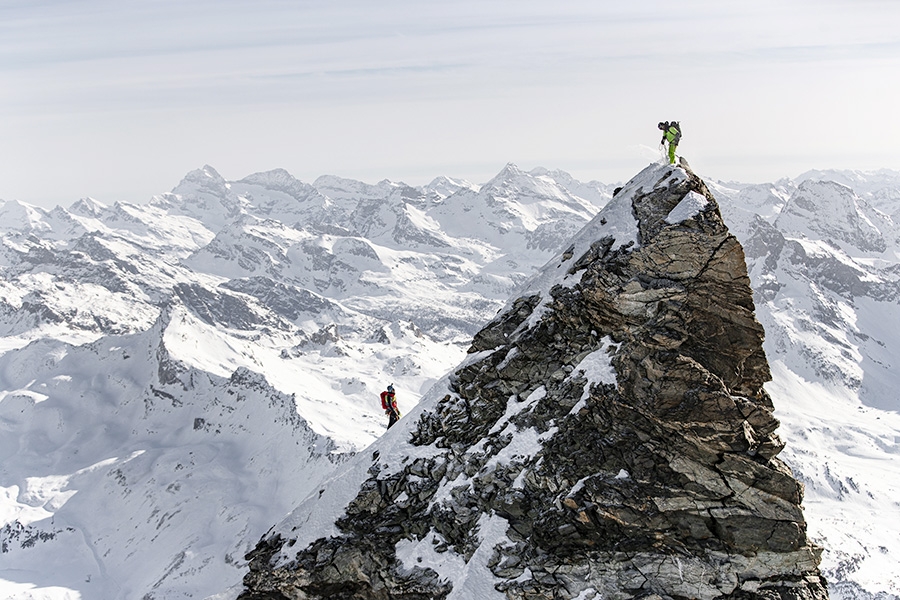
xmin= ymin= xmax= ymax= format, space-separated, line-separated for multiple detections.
xmin=240 ymin=162 xmax=828 ymax=600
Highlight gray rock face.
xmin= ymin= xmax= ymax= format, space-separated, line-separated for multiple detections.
xmin=239 ymin=163 xmax=828 ymax=600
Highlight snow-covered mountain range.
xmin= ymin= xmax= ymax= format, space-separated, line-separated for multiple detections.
xmin=0 ymin=163 xmax=897 ymax=599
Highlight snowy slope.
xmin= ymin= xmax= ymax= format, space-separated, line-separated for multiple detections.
xmin=0 ymin=312 xmax=341 ymax=599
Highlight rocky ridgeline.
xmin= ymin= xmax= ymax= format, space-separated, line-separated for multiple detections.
xmin=239 ymin=162 xmax=828 ymax=599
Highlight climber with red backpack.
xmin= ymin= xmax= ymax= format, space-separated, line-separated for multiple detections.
xmin=658 ymin=121 xmax=682 ymax=165
xmin=381 ymin=384 xmax=400 ymax=429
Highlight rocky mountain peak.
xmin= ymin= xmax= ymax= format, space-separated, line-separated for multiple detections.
xmin=0 ymin=199 xmax=51 ymax=234
xmin=183 ymin=164 xmax=227 ymax=186
xmin=167 ymin=164 xmax=233 ymax=201
xmin=149 ymin=164 xmax=245 ymax=231
xmin=239 ymin=162 xmax=828 ymax=600
xmin=481 ymin=162 xmax=551 ymax=197
xmin=423 ymin=175 xmax=477 ymax=201
xmin=68 ymin=196 xmax=108 ymax=218
xmin=238 ymin=168 xmax=314 ymax=196
xmin=777 ymin=179 xmax=887 ymax=253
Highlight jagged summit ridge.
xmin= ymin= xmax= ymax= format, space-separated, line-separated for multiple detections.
xmin=239 ymin=162 xmax=828 ymax=600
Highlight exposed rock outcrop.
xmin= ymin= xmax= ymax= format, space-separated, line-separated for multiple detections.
xmin=239 ymin=162 xmax=828 ymax=600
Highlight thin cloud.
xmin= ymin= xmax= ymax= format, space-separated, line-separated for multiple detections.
xmin=2 ymin=0 xmax=900 ymax=206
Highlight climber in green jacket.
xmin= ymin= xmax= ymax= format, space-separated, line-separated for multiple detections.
xmin=658 ymin=121 xmax=682 ymax=165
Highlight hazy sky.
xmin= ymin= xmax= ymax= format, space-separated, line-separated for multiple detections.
xmin=2 ymin=0 xmax=899 ymax=207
